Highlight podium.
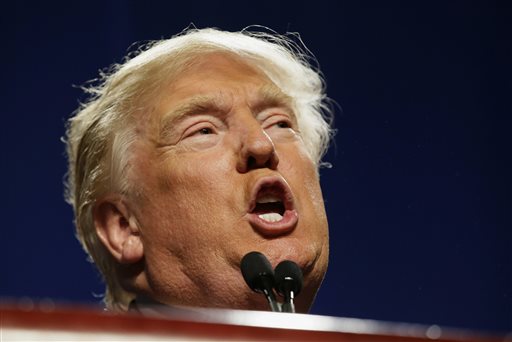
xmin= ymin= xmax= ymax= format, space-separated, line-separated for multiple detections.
xmin=1 ymin=303 xmax=505 ymax=341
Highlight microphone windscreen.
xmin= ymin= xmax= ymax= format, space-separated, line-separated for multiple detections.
xmin=274 ymin=260 xmax=303 ymax=296
xmin=241 ymin=251 xmax=275 ymax=292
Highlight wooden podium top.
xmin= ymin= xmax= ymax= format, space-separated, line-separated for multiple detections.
xmin=0 ymin=302 xmax=506 ymax=341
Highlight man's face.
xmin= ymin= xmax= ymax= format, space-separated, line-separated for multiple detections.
xmin=127 ymin=53 xmax=329 ymax=312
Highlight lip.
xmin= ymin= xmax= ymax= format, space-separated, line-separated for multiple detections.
xmin=246 ymin=176 xmax=298 ymax=237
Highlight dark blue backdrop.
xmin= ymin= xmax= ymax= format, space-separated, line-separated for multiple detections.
xmin=4 ymin=0 xmax=511 ymax=334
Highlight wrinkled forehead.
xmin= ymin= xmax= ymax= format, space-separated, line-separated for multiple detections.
xmin=148 ymin=51 xmax=297 ymax=121
xmin=164 ymin=51 xmax=292 ymax=98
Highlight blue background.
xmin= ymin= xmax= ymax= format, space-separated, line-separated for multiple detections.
xmin=3 ymin=0 xmax=511 ymax=334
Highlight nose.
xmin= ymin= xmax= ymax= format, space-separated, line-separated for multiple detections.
xmin=236 ymin=120 xmax=279 ymax=173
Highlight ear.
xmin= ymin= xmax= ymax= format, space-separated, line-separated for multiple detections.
xmin=93 ymin=198 xmax=144 ymax=264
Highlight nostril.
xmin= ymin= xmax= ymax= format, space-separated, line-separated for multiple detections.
xmin=238 ymin=132 xmax=279 ymax=173
xmin=247 ymin=156 xmax=257 ymax=170
xmin=245 ymin=153 xmax=277 ymax=171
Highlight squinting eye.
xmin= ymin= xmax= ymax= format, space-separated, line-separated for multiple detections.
xmin=276 ymin=121 xmax=291 ymax=128
xmin=197 ymin=127 xmax=213 ymax=135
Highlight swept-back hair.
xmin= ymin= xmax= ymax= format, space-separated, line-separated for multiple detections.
xmin=65 ymin=27 xmax=335 ymax=310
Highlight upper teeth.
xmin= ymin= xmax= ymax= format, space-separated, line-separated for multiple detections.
xmin=256 ymin=195 xmax=281 ymax=204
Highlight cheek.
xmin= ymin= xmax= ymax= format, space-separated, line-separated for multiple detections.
xmin=166 ymin=147 xmax=234 ymax=184
xmin=280 ymin=143 xmax=322 ymax=197
xmin=135 ymin=149 xmax=238 ymax=235
xmin=281 ymin=144 xmax=328 ymax=228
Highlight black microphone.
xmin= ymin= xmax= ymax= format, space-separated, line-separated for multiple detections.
xmin=274 ymin=260 xmax=303 ymax=313
xmin=240 ymin=251 xmax=281 ymax=312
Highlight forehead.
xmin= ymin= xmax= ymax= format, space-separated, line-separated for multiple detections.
xmin=152 ymin=52 xmax=294 ymax=121
xmin=178 ymin=51 xmax=268 ymax=81
xmin=164 ymin=52 xmax=282 ymax=99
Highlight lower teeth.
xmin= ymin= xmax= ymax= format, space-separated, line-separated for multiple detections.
xmin=258 ymin=213 xmax=283 ymax=222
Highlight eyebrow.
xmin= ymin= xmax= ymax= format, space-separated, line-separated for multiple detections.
xmin=159 ymin=95 xmax=227 ymax=140
xmin=251 ymin=84 xmax=295 ymax=115
xmin=159 ymin=85 xmax=295 ymax=139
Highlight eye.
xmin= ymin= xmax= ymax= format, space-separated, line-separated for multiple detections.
xmin=186 ymin=125 xmax=216 ymax=138
xmin=197 ymin=127 xmax=214 ymax=135
xmin=175 ymin=117 xmax=222 ymax=149
xmin=276 ymin=121 xmax=291 ymax=128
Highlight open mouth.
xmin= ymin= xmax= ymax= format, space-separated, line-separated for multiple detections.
xmin=253 ymin=190 xmax=286 ymax=222
xmin=247 ymin=176 xmax=298 ymax=236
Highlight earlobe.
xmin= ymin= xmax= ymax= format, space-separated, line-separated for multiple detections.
xmin=120 ymin=234 xmax=144 ymax=264
xmin=94 ymin=199 xmax=144 ymax=265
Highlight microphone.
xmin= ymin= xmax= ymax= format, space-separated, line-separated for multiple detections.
xmin=274 ymin=260 xmax=303 ymax=313
xmin=240 ymin=251 xmax=281 ymax=312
